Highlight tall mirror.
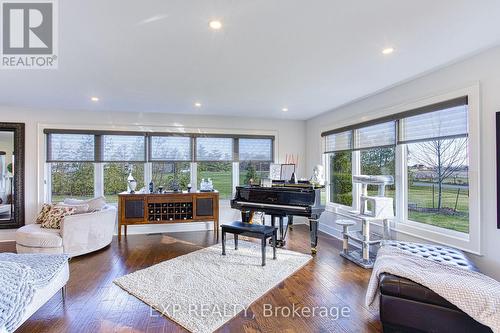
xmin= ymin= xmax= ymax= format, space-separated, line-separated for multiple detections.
xmin=0 ymin=123 xmax=24 ymax=229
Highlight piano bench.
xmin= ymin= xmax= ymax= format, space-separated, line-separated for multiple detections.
xmin=221 ymin=222 xmax=277 ymax=266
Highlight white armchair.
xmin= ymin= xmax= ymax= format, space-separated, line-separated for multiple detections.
xmin=16 ymin=205 xmax=117 ymax=257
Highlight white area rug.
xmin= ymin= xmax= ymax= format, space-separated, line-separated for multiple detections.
xmin=114 ymin=240 xmax=312 ymax=333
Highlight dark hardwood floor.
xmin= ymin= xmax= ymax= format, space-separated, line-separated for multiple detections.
xmin=4 ymin=225 xmax=381 ymax=333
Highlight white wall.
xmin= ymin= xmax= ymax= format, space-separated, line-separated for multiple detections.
xmin=0 ymin=107 xmax=307 ymax=240
xmin=306 ymin=45 xmax=500 ymax=279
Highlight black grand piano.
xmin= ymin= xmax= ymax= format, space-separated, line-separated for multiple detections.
xmin=230 ymin=183 xmax=325 ymax=254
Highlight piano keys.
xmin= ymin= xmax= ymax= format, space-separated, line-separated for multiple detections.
xmin=230 ymin=184 xmax=325 ymax=254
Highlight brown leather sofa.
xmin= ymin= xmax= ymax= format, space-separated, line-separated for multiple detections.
xmin=379 ymin=242 xmax=492 ymax=333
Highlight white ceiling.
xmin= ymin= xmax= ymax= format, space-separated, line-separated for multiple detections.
xmin=1 ymin=0 xmax=500 ymax=120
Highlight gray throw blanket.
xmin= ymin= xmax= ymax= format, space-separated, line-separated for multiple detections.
xmin=0 ymin=253 xmax=68 ymax=333
xmin=366 ymin=245 xmax=500 ymax=332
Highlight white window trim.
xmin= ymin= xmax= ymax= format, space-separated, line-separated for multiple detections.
xmin=94 ymin=163 xmax=104 ymax=197
xmin=232 ymin=162 xmax=239 ymax=198
xmin=351 ymin=150 xmax=361 ymax=211
xmin=143 ymin=162 xmax=152 ymax=189
xmin=190 ymin=162 xmax=198 ymax=192
xmin=324 ymin=84 xmax=481 ymax=254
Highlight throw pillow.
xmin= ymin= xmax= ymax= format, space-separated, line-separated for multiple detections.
xmin=41 ymin=206 xmax=76 ymax=229
xmin=64 ymin=196 xmax=106 ymax=212
xmin=55 ymin=202 xmax=90 ymax=214
xmin=36 ymin=203 xmax=53 ymax=224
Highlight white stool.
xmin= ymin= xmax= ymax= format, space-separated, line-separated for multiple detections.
xmin=336 ymin=219 xmax=356 ymax=254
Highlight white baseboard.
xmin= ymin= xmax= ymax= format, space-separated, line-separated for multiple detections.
xmin=319 ymin=223 xmax=343 ymax=239
xmin=115 ymin=221 xmax=215 ymax=235
xmin=0 ymin=230 xmax=17 ymax=242
xmin=116 ymin=216 xmax=308 ymax=236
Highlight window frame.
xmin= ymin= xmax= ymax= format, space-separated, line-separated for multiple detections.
xmin=323 ymin=85 xmax=480 ymax=254
xmin=44 ymin=129 xmax=275 ymax=204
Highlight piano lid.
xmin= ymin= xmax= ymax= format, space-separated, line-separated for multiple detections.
xmin=233 ymin=185 xmax=318 ymax=207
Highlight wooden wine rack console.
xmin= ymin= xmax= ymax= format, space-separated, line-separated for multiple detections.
xmin=118 ymin=192 xmax=219 ymax=241
xmin=148 ymin=201 xmax=193 ymax=221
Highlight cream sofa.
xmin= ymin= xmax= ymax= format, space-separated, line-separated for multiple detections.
xmin=16 ymin=205 xmax=117 ymax=257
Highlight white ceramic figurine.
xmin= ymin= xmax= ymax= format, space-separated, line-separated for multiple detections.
xmin=311 ymin=164 xmax=325 ymax=186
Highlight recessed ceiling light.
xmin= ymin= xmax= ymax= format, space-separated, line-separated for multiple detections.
xmin=194 ymin=102 xmax=202 ymax=108
xmin=91 ymin=97 xmax=99 ymax=102
xmin=382 ymin=47 xmax=395 ymax=55
xmin=282 ymin=107 xmax=288 ymax=112
xmin=209 ymin=20 xmax=222 ymax=30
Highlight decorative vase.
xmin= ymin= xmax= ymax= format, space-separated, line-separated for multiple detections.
xmin=127 ymin=171 xmax=137 ymax=193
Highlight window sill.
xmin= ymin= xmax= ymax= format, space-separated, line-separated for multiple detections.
xmin=392 ymin=220 xmax=479 ymax=255
xmin=325 ymin=202 xmax=354 ymax=214
xmin=325 ymin=203 xmax=480 ymax=255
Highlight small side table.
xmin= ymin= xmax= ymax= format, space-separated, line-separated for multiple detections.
xmin=221 ymin=221 xmax=277 ymax=266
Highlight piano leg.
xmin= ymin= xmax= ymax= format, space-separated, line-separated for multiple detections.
xmin=279 ymin=216 xmax=284 ymax=244
xmin=271 ymin=215 xmax=286 ymax=247
xmin=309 ymin=218 xmax=319 ymax=254
xmin=288 ymin=215 xmax=294 ymax=230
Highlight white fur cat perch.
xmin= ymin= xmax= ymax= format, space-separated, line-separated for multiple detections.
xmin=336 ymin=175 xmax=394 ymax=268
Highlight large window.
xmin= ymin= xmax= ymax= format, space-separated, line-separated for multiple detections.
xmin=195 ymin=137 xmax=234 ymax=199
xmin=197 ymin=162 xmax=233 ymax=199
xmin=45 ymin=131 xmax=274 ymax=204
xmin=152 ymin=162 xmax=191 ymax=190
xmin=101 ymin=134 xmax=147 ymax=203
xmin=47 ymin=133 xmax=95 ymax=162
xmin=322 ymin=96 xmax=473 ymax=242
xmin=329 ymin=152 xmax=352 ymax=206
xmin=102 ymin=135 xmax=146 ymax=162
xmin=196 ymin=137 xmax=233 ymax=161
xmin=360 ymin=147 xmax=396 ymax=213
xmin=50 ymin=162 xmax=94 ymax=202
xmin=47 ymin=133 xmax=96 ymax=201
xmin=104 ymin=162 xmax=144 ymax=203
xmin=150 ymin=135 xmax=192 ymax=191
xmin=238 ymin=138 xmax=273 ymax=185
xmin=150 ymin=136 xmax=191 ymax=161
xmin=357 ymin=122 xmax=396 ymax=212
xmin=239 ymin=138 xmax=272 ymax=161
xmin=239 ymin=161 xmax=270 ymax=185
xmin=407 ymin=139 xmax=469 ymax=233
xmin=401 ymin=103 xmax=470 ymax=233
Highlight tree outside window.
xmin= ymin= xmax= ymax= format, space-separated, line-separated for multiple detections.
xmin=239 ymin=161 xmax=270 ymax=185
xmin=329 ymin=151 xmax=352 ymax=206
xmin=104 ymin=163 xmax=144 ymax=203
xmin=152 ymin=162 xmax=191 ymax=190
xmin=51 ymin=162 xmax=94 ymax=202
xmin=407 ymin=137 xmax=469 ymax=233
